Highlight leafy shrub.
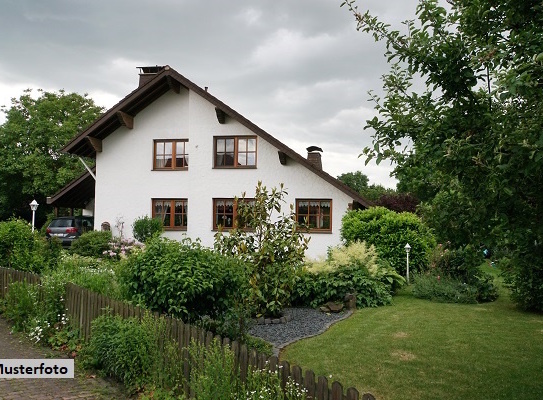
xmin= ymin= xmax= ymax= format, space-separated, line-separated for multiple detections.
xmin=0 ymin=218 xmax=59 ymax=273
xmin=132 ymin=215 xmax=163 ymax=243
xmin=426 ymin=243 xmax=498 ymax=303
xmin=71 ymin=230 xmax=112 ymax=258
xmin=412 ymin=274 xmax=479 ymax=303
xmin=214 ymin=182 xmax=309 ymax=318
xmin=81 ymin=313 xmax=159 ymax=393
xmin=375 ymin=192 xmax=419 ymax=213
xmin=119 ymin=237 xmax=250 ymax=322
xmin=1 ymin=281 xmax=39 ymax=331
xmin=341 ymin=207 xmax=436 ymax=276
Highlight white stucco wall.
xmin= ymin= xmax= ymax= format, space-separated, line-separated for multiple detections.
xmin=94 ymin=89 xmax=354 ymax=258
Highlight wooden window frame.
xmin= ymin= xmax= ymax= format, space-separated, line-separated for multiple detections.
xmin=213 ymin=136 xmax=257 ymax=168
xmin=152 ymin=198 xmax=188 ymax=231
xmin=153 ymin=139 xmax=189 ymax=170
xmin=295 ymin=199 xmax=332 ymax=233
xmin=212 ymin=198 xmax=255 ymax=231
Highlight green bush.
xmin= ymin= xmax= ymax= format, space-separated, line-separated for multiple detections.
xmin=71 ymin=230 xmax=112 ymax=258
xmin=0 ymin=218 xmax=59 ymax=273
xmin=341 ymin=207 xmax=436 ymax=276
xmin=425 ymin=244 xmax=499 ymax=303
xmin=119 ymin=237 xmax=251 ymax=323
xmin=412 ymin=274 xmax=479 ymax=304
xmin=81 ymin=313 xmax=158 ymax=393
xmin=132 ymin=215 xmax=163 ymax=243
xmin=1 ymin=281 xmax=39 ymax=331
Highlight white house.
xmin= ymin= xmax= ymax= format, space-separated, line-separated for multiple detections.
xmin=48 ymin=66 xmax=371 ymax=258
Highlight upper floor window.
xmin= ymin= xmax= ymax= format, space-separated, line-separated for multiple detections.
xmin=213 ymin=198 xmax=255 ymax=230
xmin=214 ymin=136 xmax=257 ymax=168
xmin=154 ymin=139 xmax=188 ymax=170
xmin=296 ymin=199 xmax=332 ymax=232
xmin=152 ymin=199 xmax=188 ymax=230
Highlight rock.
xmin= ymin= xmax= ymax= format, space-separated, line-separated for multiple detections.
xmin=320 ymin=306 xmax=330 ymax=313
xmin=257 ymin=317 xmax=265 ymax=325
xmin=344 ymin=293 xmax=357 ymax=310
xmin=325 ymin=302 xmax=344 ymax=313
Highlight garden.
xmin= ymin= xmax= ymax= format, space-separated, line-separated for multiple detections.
xmin=1 ymin=179 xmax=533 ymax=399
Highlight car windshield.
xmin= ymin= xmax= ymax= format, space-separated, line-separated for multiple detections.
xmin=49 ymin=219 xmax=74 ymax=228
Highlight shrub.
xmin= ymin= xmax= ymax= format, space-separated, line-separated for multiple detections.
xmin=412 ymin=274 xmax=479 ymax=304
xmin=214 ymin=182 xmax=309 ymax=318
xmin=81 ymin=313 xmax=159 ymax=393
xmin=341 ymin=207 xmax=436 ymax=276
xmin=0 ymin=218 xmax=58 ymax=273
xmin=132 ymin=215 xmax=163 ymax=243
xmin=1 ymin=281 xmax=39 ymax=331
xmin=71 ymin=230 xmax=112 ymax=258
xmin=119 ymin=237 xmax=250 ymax=323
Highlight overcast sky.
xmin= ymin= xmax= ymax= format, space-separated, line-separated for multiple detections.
xmin=0 ymin=0 xmax=425 ymax=188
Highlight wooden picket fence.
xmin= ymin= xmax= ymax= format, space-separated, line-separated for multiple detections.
xmin=0 ymin=267 xmax=374 ymax=400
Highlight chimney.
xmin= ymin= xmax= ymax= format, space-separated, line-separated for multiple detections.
xmin=306 ymin=146 xmax=323 ymax=170
xmin=137 ymin=65 xmax=168 ymax=87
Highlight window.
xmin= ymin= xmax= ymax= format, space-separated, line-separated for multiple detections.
xmin=154 ymin=140 xmax=188 ymax=170
xmin=152 ymin=199 xmax=188 ymax=230
xmin=296 ymin=199 xmax=332 ymax=232
xmin=214 ymin=136 xmax=257 ymax=168
xmin=213 ymin=198 xmax=254 ymax=230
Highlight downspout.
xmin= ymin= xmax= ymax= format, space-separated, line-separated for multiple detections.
xmin=78 ymin=157 xmax=96 ymax=180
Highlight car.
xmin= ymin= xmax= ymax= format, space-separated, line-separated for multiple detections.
xmin=45 ymin=216 xmax=94 ymax=247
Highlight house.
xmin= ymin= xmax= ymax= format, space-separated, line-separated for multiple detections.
xmin=47 ymin=66 xmax=371 ymax=258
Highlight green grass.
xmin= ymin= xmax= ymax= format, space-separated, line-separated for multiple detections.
xmin=281 ymin=267 xmax=543 ymax=400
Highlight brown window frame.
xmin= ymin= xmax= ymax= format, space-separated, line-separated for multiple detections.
xmin=153 ymin=139 xmax=189 ymax=170
xmin=152 ymin=198 xmax=188 ymax=231
xmin=212 ymin=198 xmax=255 ymax=231
xmin=213 ymin=136 xmax=257 ymax=168
xmin=295 ymin=199 xmax=332 ymax=233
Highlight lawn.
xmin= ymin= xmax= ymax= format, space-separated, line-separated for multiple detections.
xmin=280 ymin=267 xmax=543 ymax=400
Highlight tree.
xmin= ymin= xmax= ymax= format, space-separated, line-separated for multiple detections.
xmin=0 ymin=89 xmax=103 ymax=224
xmin=342 ymin=0 xmax=543 ymax=310
xmin=214 ymin=182 xmax=310 ymax=317
xmin=337 ymin=171 xmax=369 ymax=193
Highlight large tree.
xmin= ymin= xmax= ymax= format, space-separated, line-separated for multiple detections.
xmin=0 ymin=89 xmax=103 ymax=224
xmin=342 ymin=0 xmax=543 ymax=310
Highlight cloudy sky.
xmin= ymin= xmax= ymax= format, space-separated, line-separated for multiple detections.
xmin=0 ymin=0 xmax=424 ymax=188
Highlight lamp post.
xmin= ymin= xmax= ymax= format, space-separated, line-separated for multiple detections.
xmin=405 ymin=243 xmax=411 ymax=285
xmin=29 ymin=200 xmax=39 ymax=233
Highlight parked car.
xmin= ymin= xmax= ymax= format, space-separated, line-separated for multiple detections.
xmin=45 ymin=216 xmax=94 ymax=247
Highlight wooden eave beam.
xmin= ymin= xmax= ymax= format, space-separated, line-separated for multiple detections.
xmin=215 ymin=107 xmax=226 ymax=124
xmin=166 ymin=76 xmax=181 ymax=94
xmin=116 ymin=111 xmax=134 ymax=129
xmin=278 ymin=151 xmax=287 ymax=165
xmin=86 ymin=137 xmax=102 ymax=153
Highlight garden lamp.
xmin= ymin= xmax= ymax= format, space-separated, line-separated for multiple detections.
xmin=30 ymin=199 xmax=39 ymax=233
xmin=405 ymin=243 xmax=411 ymax=285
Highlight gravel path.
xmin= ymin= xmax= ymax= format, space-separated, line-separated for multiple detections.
xmin=248 ymin=307 xmax=352 ymax=356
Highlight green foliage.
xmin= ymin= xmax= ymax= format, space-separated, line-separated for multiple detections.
xmin=337 ymin=171 xmax=369 ymax=193
xmin=71 ymin=230 xmax=112 ymax=258
xmin=1 ymin=281 xmax=39 ymax=331
xmin=0 ymin=89 xmax=103 ymax=222
xmin=132 ymin=215 xmax=164 ymax=243
xmin=341 ymin=0 xmax=543 ymax=310
xmin=214 ymin=181 xmax=310 ymax=318
xmin=415 ymin=243 xmax=499 ymax=303
xmin=119 ymin=236 xmax=250 ymax=323
xmin=341 ymin=207 xmax=436 ymax=276
xmin=0 ymin=218 xmax=59 ymax=273
xmin=81 ymin=313 xmax=158 ymax=393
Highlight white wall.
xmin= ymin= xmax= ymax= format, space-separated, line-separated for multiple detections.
xmin=94 ymin=89 xmax=353 ymax=258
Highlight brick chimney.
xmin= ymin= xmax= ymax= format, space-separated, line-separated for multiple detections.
xmin=306 ymin=146 xmax=323 ymax=170
xmin=137 ymin=65 xmax=168 ymax=86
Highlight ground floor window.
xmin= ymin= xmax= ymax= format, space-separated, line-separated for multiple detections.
xmin=213 ymin=198 xmax=254 ymax=230
xmin=152 ymin=199 xmax=187 ymax=230
xmin=296 ymin=199 xmax=332 ymax=232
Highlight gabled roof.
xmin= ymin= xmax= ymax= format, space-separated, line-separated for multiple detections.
xmin=62 ymin=66 xmax=372 ymax=208
xmin=46 ymin=167 xmax=95 ymax=208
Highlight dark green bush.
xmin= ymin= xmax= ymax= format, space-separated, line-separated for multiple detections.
xmin=132 ymin=215 xmax=163 ymax=243
xmin=81 ymin=313 xmax=157 ymax=393
xmin=70 ymin=230 xmax=112 ymax=258
xmin=412 ymin=274 xmax=479 ymax=304
xmin=1 ymin=281 xmax=39 ymax=331
xmin=341 ymin=207 xmax=436 ymax=276
xmin=118 ymin=237 xmax=251 ymax=322
xmin=0 ymin=218 xmax=58 ymax=273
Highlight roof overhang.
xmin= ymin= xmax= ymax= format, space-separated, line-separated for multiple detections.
xmin=46 ymin=168 xmax=95 ymax=209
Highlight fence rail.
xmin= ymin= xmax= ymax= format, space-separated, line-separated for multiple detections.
xmin=0 ymin=267 xmax=374 ymax=400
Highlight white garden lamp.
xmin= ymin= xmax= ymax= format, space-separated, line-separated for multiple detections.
xmin=29 ymin=199 xmax=39 ymax=233
xmin=405 ymin=243 xmax=411 ymax=285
